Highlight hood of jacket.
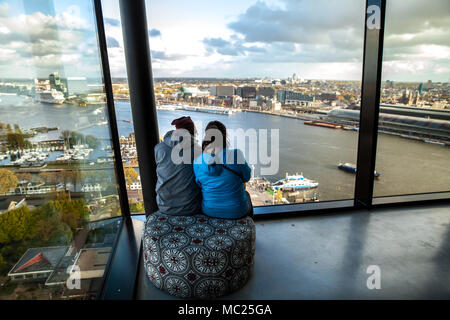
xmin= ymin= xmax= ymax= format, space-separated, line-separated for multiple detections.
xmin=203 ymin=150 xmax=226 ymax=176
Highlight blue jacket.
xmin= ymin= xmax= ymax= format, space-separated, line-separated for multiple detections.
xmin=154 ymin=130 xmax=202 ymax=215
xmin=193 ymin=148 xmax=251 ymax=219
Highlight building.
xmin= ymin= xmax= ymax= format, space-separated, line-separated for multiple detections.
xmin=56 ymin=247 xmax=112 ymax=299
xmin=319 ymin=91 xmax=339 ymax=102
xmin=249 ymin=100 xmax=259 ymax=109
xmin=267 ymin=99 xmax=281 ymax=111
xmin=327 ymin=108 xmax=450 ymax=140
xmin=236 ymin=86 xmax=256 ymax=99
xmin=49 ymin=72 xmax=61 ymax=89
xmin=258 ymin=86 xmax=275 ymax=98
xmin=8 ymin=246 xmax=68 ymax=282
xmin=277 ymin=90 xmax=315 ymax=106
xmin=81 ymin=184 xmax=104 ymax=192
xmin=209 ymin=85 xmax=235 ymax=97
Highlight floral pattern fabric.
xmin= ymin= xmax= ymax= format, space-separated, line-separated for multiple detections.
xmin=143 ymin=212 xmax=256 ymax=299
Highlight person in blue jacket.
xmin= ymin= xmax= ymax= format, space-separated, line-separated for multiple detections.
xmin=193 ymin=121 xmax=253 ymax=219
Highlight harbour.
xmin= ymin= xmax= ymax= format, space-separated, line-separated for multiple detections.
xmin=1 ymin=96 xmax=450 ymax=202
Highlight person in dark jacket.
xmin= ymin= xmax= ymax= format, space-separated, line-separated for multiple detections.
xmin=193 ymin=121 xmax=253 ymax=219
xmin=154 ymin=116 xmax=202 ymax=215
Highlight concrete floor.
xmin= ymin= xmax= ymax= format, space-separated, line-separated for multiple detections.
xmin=135 ymin=202 xmax=450 ymax=299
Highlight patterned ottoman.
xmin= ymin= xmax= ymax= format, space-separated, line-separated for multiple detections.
xmin=143 ymin=212 xmax=256 ymax=299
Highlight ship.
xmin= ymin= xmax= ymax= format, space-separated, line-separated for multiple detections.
xmin=338 ymin=162 xmax=381 ymax=178
xmin=424 ymin=139 xmax=446 ymax=146
xmin=304 ymin=120 xmax=342 ymax=129
xmin=157 ymin=105 xmax=179 ymax=111
xmin=35 ymin=89 xmax=65 ymax=104
xmin=181 ymin=105 xmax=234 ymax=115
xmin=272 ymin=173 xmax=319 ymax=191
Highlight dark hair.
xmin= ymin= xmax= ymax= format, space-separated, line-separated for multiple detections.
xmin=202 ymin=121 xmax=228 ymax=152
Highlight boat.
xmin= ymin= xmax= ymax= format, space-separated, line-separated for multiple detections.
xmin=272 ymin=173 xmax=319 ymax=191
xmin=304 ymin=120 xmax=342 ymax=129
xmin=92 ymin=107 xmax=105 ymax=115
xmin=338 ymin=162 xmax=381 ymax=178
xmin=157 ymin=105 xmax=179 ymax=111
xmin=35 ymin=89 xmax=65 ymax=104
xmin=122 ymin=119 xmax=132 ymax=123
xmin=424 ymin=139 xmax=445 ymax=146
xmin=180 ymin=105 xmax=235 ymax=115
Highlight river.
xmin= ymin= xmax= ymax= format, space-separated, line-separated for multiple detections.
xmin=1 ymin=95 xmax=449 ymax=200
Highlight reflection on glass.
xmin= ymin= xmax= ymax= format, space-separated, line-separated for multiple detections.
xmin=0 ymin=0 xmax=121 ymax=299
xmin=373 ymin=0 xmax=450 ymax=197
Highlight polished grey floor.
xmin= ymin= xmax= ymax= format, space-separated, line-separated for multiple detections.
xmin=135 ymin=203 xmax=450 ymax=299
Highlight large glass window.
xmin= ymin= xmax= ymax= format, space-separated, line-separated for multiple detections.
xmin=101 ymin=0 xmax=145 ymax=214
xmin=141 ymin=0 xmax=365 ymax=206
xmin=0 ymin=0 xmax=122 ymax=299
xmin=373 ymin=0 xmax=450 ymax=198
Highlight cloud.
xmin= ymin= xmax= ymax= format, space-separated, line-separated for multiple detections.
xmin=104 ymin=17 xmax=120 ymax=27
xmin=151 ymin=50 xmax=189 ymax=61
xmin=203 ymin=37 xmax=266 ymax=56
xmin=222 ymin=0 xmax=364 ymax=64
xmin=0 ymin=6 xmax=102 ymax=78
xmin=106 ymin=36 xmax=120 ymax=48
xmin=149 ymin=28 xmax=161 ymax=37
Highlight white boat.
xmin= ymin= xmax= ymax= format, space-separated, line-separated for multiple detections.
xmin=92 ymin=107 xmax=105 ymax=115
xmin=272 ymin=173 xmax=319 ymax=191
xmin=35 ymin=89 xmax=65 ymax=104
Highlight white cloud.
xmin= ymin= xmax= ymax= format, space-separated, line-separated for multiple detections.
xmin=0 ymin=5 xmax=100 ymax=78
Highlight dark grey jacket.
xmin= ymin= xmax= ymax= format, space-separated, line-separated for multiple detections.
xmin=154 ymin=130 xmax=202 ymax=215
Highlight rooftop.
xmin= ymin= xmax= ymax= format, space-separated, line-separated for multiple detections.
xmin=9 ymin=246 xmax=68 ymax=275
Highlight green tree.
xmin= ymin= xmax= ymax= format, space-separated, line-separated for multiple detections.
xmin=0 ymin=169 xmax=18 ymax=194
xmin=124 ymin=167 xmax=138 ymax=185
xmin=6 ymin=133 xmax=25 ymax=149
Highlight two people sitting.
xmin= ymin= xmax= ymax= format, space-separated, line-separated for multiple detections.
xmin=154 ymin=116 xmax=253 ymax=219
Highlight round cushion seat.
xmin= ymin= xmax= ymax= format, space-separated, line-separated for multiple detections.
xmin=143 ymin=212 xmax=256 ymax=299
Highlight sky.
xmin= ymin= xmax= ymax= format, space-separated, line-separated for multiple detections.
xmin=0 ymin=0 xmax=449 ymax=81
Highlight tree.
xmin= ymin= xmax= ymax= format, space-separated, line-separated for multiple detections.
xmin=0 ymin=169 xmax=18 ymax=194
xmin=13 ymin=124 xmax=21 ymax=134
xmin=0 ymin=253 xmax=8 ymax=275
xmin=124 ymin=167 xmax=138 ymax=185
xmin=60 ymin=130 xmax=71 ymax=149
xmin=6 ymin=132 xmax=25 ymax=149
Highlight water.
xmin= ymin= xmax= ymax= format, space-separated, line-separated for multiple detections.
xmin=1 ymin=95 xmax=449 ymax=200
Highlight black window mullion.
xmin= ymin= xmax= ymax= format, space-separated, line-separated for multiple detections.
xmin=93 ymin=0 xmax=131 ymax=217
xmin=354 ymin=0 xmax=386 ymax=208
xmin=119 ymin=0 xmax=160 ymax=216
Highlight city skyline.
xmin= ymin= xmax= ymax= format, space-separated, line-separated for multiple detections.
xmin=0 ymin=0 xmax=449 ymax=82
